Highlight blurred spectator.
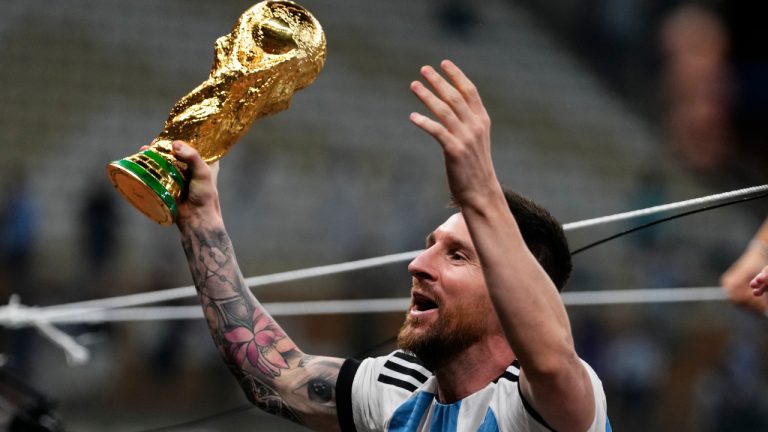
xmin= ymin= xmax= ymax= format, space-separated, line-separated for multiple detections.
xmin=78 ymin=181 xmax=120 ymax=300
xmin=659 ymin=4 xmax=734 ymax=173
xmin=713 ymin=3 xmax=768 ymax=316
xmin=0 ymin=173 xmax=38 ymax=300
xmin=0 ymin=172 xmax=38 ymax=376
xmin=601 ymin=325 xmax=666 ymax=432
xmin=79 ymin=182 xmax=119 ymax=275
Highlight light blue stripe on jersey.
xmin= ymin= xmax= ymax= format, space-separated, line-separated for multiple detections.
xmin=477 ymin=408 xmax=500 ymax=432
xmin=388 ymin=391 xmax=503 ymax=431
xmin=389 ymin=391 xmax=435 ymax=431
xmin=429 ymin=400 xmax=461 ymax=431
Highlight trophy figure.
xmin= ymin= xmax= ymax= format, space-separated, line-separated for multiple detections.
xmin=107 ymin=0 xmax=326 ymax=225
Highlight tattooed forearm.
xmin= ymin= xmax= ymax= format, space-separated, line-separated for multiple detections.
xmin=241 ymin=375 xmax=304 ymax=425
xmin=181 ymin=225 xmax=294 ymax=387
xmin=307 ymin=378 xmax=334 ymax=403
xmin=293 ymin=357 xmax=343 ymax=408
xmin=180 ymin=221 xmax=343 ymax=429
xmin=181 ymin=226 xmax=247 ymax=298
xmin=299 ymin=355 xmax=316 ymax=368
xmin=222 ymin=309 xmax=291 ymax=377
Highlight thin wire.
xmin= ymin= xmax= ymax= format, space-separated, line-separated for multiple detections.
xmin=37 ymin=298 xmax=411 ymax=323
xmin=569 ymin=190 xmax=768 ymax=255
xmin=25 ymin=288 xmax=728 ymax=324
xmin=29 ymin=184 xmax=767 ymax=319
xmin=34 ymin=250 xmax=423 ymax=322
xmin=562 ymin=184 xmax=768 ymax=230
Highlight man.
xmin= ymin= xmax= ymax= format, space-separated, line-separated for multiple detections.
xmin=173 ymin=60 xmax=609 ymax=431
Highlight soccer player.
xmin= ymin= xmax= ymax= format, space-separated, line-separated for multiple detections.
xmin=173 ymin=60 xmax=609 ymax=431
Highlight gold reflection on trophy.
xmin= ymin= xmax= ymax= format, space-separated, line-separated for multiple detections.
xmin=107 ymin=0 xmax=326 ymax=225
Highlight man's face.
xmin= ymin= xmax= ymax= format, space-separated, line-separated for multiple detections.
xmin=397 ymin=213 xmax=500 ymax=368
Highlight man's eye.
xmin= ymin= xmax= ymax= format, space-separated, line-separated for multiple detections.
xmin=450 ymin=252 xmax=466 ymax=261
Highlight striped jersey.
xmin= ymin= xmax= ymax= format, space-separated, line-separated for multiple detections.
xmin=336 ymin=350 xmax=610 ymax=432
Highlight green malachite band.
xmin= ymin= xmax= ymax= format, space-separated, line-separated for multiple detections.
xmin=142 ymin=149 xmax=185 ymax=188
xmin=116 ymin=159 xmax=178 ymax=219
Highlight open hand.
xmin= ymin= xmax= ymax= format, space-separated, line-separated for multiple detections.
xmin=409 ymin=60 xmax=501 ymax=208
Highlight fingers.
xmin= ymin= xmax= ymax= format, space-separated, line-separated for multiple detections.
xmin=438 ymin=60 xmax=487 ymax=117
xmin=409 ymin=60 xmax=492 ymax=156
xmin=172 ymin=141 xmax=209 ymax=178
xmin=169 ymin=141 xmax=221 ymax=220
xmin=412 ymin=61 xmax=487 ymax=124
xmin=415 ymin=64 xmax=473 ymax=125
xmin=750 ymin=267 xmax=768 ymax=296
xmin=409 ymin=110 xmax=450 ymax=144
xmin=209 ymin=161 xmax=220 ymax=189
xmin=409 ymin=78 xmax=460 ymax=146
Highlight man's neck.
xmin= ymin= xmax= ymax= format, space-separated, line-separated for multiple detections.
xmin=432 ymin=334 xmax=514 ymax=403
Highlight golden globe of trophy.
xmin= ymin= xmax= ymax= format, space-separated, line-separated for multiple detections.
xmin=107 ymin=0 xmax=326 ymax=225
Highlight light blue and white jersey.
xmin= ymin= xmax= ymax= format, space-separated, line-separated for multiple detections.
xmin=336 ymin=350 xmax=610 ymax=432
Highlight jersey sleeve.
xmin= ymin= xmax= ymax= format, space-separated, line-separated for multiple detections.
xmin=337 ymin=358 xmax=361 ymax=432
xmin=582 ymin=361 xmax=610 ymax=432
xmin=493 ymin=360 xmax=610 ymax=432
xmin=336 ymin=351 xmax=430 ymax=432
xmin=336 ymin=355 xmax=398 ymax=432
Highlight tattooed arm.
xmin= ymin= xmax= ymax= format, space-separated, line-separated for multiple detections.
xmin=173 ymin=141 xmax=343 ymax=431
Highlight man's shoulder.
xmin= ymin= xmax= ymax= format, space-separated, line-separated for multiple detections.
xmin=360 ymin=350 xmax=433 ymax=393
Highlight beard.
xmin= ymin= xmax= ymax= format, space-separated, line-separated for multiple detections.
xmin=396 ymin=292 xmax=493 ymax=371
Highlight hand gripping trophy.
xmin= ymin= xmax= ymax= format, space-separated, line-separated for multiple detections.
xmin=107 ymin=1 xmax=326 ymax=225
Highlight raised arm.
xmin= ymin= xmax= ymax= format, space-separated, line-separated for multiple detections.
xmin=409 ymin=61 xmax=596 ymax=432
xmin=172 ymin=141 xmax=343 ymax=431
xmin=720 ymin=218 xmax=768 ymax=314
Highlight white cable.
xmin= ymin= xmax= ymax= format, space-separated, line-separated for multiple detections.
xmin=15 ymin=184 xmax=768 ymax=323
xmin=36 ymin=298 xmax=412 ymax=323
xmin=36 ymin=250 xmax=423 ymax=319
xmin=31 ymin=320 xmax=90 ymax=365
xmin=19 ymin=287 xmax=728 ymax=324
xmin=0 ymin=295 xmax=89 ymax=365
xmin=562 ymin=184 xmax=768 ymax=230
xmin=560 ymin=286 xmax=727 ymax=305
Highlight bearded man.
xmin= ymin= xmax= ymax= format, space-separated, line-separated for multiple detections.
xmin=173 ymin=60 xmax=610 ymax=431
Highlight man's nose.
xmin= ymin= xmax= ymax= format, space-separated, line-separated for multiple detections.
xmin=408 ymin=249 xmax=437 ymax=282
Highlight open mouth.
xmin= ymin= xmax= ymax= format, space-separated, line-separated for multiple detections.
xmin=411 ymin=292 xmax=439 ymax=314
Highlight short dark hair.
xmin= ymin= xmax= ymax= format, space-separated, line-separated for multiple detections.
xmin=501 ymin=188 xmax=572 ymax=291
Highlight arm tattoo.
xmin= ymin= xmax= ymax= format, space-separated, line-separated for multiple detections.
xmin=293 ymin=357 xmax=342 ymax=406
xmin=181 ymin=223 xmax=300 ymax=423
xmin=241 ymin=375 xmax=303 ymax=424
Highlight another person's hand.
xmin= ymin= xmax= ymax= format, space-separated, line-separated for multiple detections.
xmin=720 ymin=242 xmax=768 ymax=314
xmin=750 ymin=265 xmax=768 ymax=298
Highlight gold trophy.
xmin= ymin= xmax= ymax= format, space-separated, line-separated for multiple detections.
xmin=107 ymin=1 xmax=326 ymax=225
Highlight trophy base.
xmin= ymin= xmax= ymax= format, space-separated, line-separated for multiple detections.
xmin=106 ymin=150 xmax=186 ymax=226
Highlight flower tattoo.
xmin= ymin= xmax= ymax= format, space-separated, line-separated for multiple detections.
xmin=225 ymin=310 xmax=289 ymax=376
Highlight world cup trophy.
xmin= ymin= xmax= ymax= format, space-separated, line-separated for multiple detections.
xmin=106 ymin=1 xmax=326 ymax=225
